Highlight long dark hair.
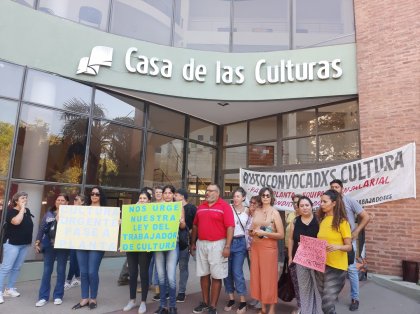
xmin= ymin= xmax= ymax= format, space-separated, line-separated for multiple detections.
xmin=259 ymin=187 xmax=275 ymax=206
xmin=87 ymin=186 xmax=107 ymax=206
xmin=49 ymin=193 xmax=70 ymax=212
xmin=319 ymin=189 xmax=348 ymax=231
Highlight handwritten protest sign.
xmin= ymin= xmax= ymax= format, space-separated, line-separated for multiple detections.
xmin=293 ymin=235 xmax=327 ymax=272
xmin=120 ymin=202 xmax=182 ymax=252
xmin=54 ymin=205 xmax=120 ymax=251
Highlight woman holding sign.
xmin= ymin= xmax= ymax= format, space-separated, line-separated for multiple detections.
xmin=288 ymin=196 xmax=321 ymax=314
xmin=72 ymin=186 xmax=107 ymax=310
xmin=316 ymin=190 xmax=352 ymax=314
xmin=123 ymin=190 xmax=153 ymax=314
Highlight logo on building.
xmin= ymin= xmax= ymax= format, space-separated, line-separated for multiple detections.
xmin=77 ymin=46 xmax=113 ymax=75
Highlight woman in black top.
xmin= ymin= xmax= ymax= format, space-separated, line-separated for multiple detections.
xmin=0 ymin=191 xmax=34 ymax=304
xmin=288 ymin=196 xmax=322 ymax=314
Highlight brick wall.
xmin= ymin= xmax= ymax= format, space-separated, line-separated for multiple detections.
xmin=354 ymin=0 xmax=420 ymax=275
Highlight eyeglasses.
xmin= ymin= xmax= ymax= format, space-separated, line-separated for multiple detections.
xmin=91 ymin=192 xmax=100 ymax=196
xmin=261 ymin=194 xmax=271 ymax=198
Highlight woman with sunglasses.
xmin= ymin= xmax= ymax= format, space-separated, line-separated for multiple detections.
xmin=72 ymin=186 xmax=107 ymax=310
xmin=249 ymin=187 xmax=284 ymax=314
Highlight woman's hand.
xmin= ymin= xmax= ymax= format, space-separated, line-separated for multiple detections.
xmin=326 ymin=244 xmax=342 ymax=252
xmin=35 ymin=241 xmax=41 ymax=253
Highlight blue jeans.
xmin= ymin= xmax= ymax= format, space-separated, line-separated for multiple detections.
xmin=178 ymin=247 xmax=190 ymax=294
xmin=223 ymin=236 xmax=247 ymax=296
xmin=0 ymin=242 xmax=29 ymax=291
xmin=155 ymin=245 xmax=179 ymax=308
xmin=149 ymin=255 xmax=159 ymax=286
xmin=76 ymin=250 xmax=104 ymax=299
xmin=348 ymin=241 xmax=359 ymax=300
xmin=38 ymin=246 xmax=69 ymax=301
xmin=67 ymin=250 xmax=80 ymax=280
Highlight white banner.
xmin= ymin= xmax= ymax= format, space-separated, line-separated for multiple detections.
xmin=240 ymin=143 xmax=416 ymax=211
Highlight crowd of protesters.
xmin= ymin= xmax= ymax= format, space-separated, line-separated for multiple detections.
xmin=0 ymin=179 xmax=370 ymax=314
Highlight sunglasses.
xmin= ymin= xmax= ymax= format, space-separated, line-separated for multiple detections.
xmin=91 ymin=192 xmax=100 ymax=196
xmin=261 ymin=194 xmax=271 ymax=198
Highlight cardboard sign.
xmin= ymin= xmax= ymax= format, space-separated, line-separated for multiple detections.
xmin=54 ymin=205 xmax=120 ymax=251
xmin=293 ymin=235 xmax=327 ymax=273
xmin=120 ymin=202 xmax=182 ymax=252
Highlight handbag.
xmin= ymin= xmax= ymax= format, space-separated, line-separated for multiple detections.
xmin=178 ymin=226 xmax=189 ymax=251
xmin=278 ymin=258 xmax=295 ymax=302
xmin=348 ymin=246 xmax=355 ymax=265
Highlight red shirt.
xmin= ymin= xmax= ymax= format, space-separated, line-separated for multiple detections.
xmin=193 ymin=198 xmax=235 ymax=241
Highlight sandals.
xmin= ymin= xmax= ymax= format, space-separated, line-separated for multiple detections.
xmin=89 ymin=302 xmax=97 ymax=310
xmin=72 ymin=303 xmax=88 ymax=310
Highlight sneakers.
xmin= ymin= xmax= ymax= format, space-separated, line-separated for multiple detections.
xmin=0 ymin=293 xmax=4 ymax=304
xmin=154 ymin=306 xmax=168 ymax=314
xmin=138 ymin=302 xmax=147 ymax=314
xmin=208 ymin=306 xmax=218 ymax=314
xmin=224 ymin=299 xmax=235 ymax=311
xmin=71 ymin=278 xmax=81 ymax=287
xmin=35 ymin=299 xmax=48 ymax=307
xmin=3 ymin=288 xmax=20 ymax=297
xmin=152 ymin=293 xmax=161 ymax=301
xmin=193 ymin=302 xmax=209 ymax=313
xmin=254 ymin=301 xmax=262 ymax=309
xmin=54 ymin=298 xmax=63 ymax=305
xmin=123 ymin=300 xmax=136 ymax=311
xmin=64 ymin=281 xmax=71 ymax=290
xmin=349 ymin=299 xmax=359 ymax=311
xmin=176 ymin=293 xmax=186 ymax=303
xmin=168 ymin=307 xmax=178 ymax=314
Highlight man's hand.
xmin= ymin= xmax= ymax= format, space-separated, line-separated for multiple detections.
xmin=190 ymin=243 xmax=196 ymax=257
xmin=222 ymin=246 xmax=230 ymax=258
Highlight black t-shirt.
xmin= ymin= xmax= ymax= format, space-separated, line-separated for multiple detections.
xmin=292 ymin=215 xmax=319 ymax=259
xmin=4 ymin=208 xmax=34 ymax=245
xmin=184 ymin=203 xmax=197 ymax=230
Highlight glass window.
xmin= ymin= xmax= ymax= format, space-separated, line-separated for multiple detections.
xmin=13 ymin=104 xmax=88 ymax=183
xmin=248 ymin=142 xmax=277 ymax=168
xmin=0 ymin=61 xmax=24 ymax=99
xmin=143 ymin=133 xmax=184 ymax=188
xmin=94 ymin=90 xmax=144 ymax=126
xmin=189 ymin=117 xmax=217 ymax=145
xmin=294 ymin=0 xmax=355 ymax=48
xmin=223 ymin=173 xmax=240 ymax=197
xmin=282 ymin=109 xmax=316 ymax=138
xmin=223 ymin=146 xmax=247 ymax=169
xmin=148 ymin=105 xmax=185 ymax=137
xmin=38 ymin=0 xmax=110 ymax=30
xmin=188 ymin=143 xmax=215 ymax=194
xmin=318 ymin=100 xmax=358 ymax=132
xmin=13 ymin=0 xmax=35 ymax=7
xmin=249 ymin=116 xmax=277 ymax=142
xmin=24 ymin=70 xmax=92 ymax=114
xmin=223 ymin=122 xmax=247 ymax=146
xmin=8 ymin=182 xmax=80 ymax=261
xmin=232 ymin=0 xmax=289 ymax=52
xmin=174 ymin=0 xmax=230 ymax=52
xmin=111 ymin=0 xmax=173 ymax=45
xmin=0 ymin=100 xmax=18 ymax=177
xmin=87 ymin=120 xmax=142 ymax=188
xmin=282 ymin=137 xmax=316 ymax=164
xmin=319 ymin=131 xmax=359 ymax=162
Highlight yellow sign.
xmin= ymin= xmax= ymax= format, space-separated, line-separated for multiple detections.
xmin=54 ymin=205 xmax=120 ymax=251
xmin=120 ymin=202 xmax=182 ymax=252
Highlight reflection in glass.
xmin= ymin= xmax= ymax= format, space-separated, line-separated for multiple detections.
xmin=318 ymin=100 xmax=358 ymax=132
xmin=223 ymin=122 xmax=247 ymax=146
xmin=0 ymin=61 xmax=24 ymax=99
xmin=319 ymin=131 xmax=359 ymax=162
xmin=174 ymin=0 xmax=230 ymax=52
xmin=223 ymin=173 xmax=239 ymax=197
xmin=249 ymin=116 xmax=277 ymax=142
xmin=233 ymin=0 xmax=289 ymax=52
xmin=13 ymin=104 xmax=88 ymax=183
xmin=294 ymin=0 xmax=355 ymax=48
xmin=94 ymin=90 xmax=144 ymax=126
xmin=143 ymin=133 xmax=184 ymax=188
xmin=188 ymin=143 xmax=215 ymax=194
xmin=0 ymin=100 xmax=18 ymax=177
xmin=282 ymin=109 xmax=316 ymax=138
xmin=223 ymin=146 xmax=247 ymax=169
xmin=38 ymin=0 xmax=110 ymax=30
xmin=8 ymin=182 xmax=80 ymax=261
xmin=189 ymin=117 xmax=217 ymax=145
xmin=111 ymin=0 xmax=173 ymax=45
xmin=87 ymin=120 xmax=142 ymax=188
xmin=282 ymin=137 xmax=316 ymax=164
xmin=24 ymin=70 xmax=92 ymax=113
xmin=148 ymin=105 xmax=185 ymax=137
xmin=248 ymin=142 xmax=277 ymax=168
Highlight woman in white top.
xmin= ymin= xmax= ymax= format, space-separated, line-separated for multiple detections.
xmin=223 ymin=187 xmax=249 ymax=314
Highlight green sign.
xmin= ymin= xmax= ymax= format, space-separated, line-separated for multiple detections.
xmin=120 ymin=202 xmax=182 ymax=252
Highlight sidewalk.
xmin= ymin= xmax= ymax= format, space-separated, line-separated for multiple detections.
xmin=1 ymin=258 xmax=419 ymax=313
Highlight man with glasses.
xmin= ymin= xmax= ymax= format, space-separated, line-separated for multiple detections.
xmin=191 ymin=184 xmax=234 ymax=314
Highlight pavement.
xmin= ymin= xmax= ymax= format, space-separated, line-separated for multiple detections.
xmin=1 ymin=257 xmax=419 ymax=314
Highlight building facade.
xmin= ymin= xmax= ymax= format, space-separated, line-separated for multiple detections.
xmin=0 ymin=0 xmax=418 ymax=275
